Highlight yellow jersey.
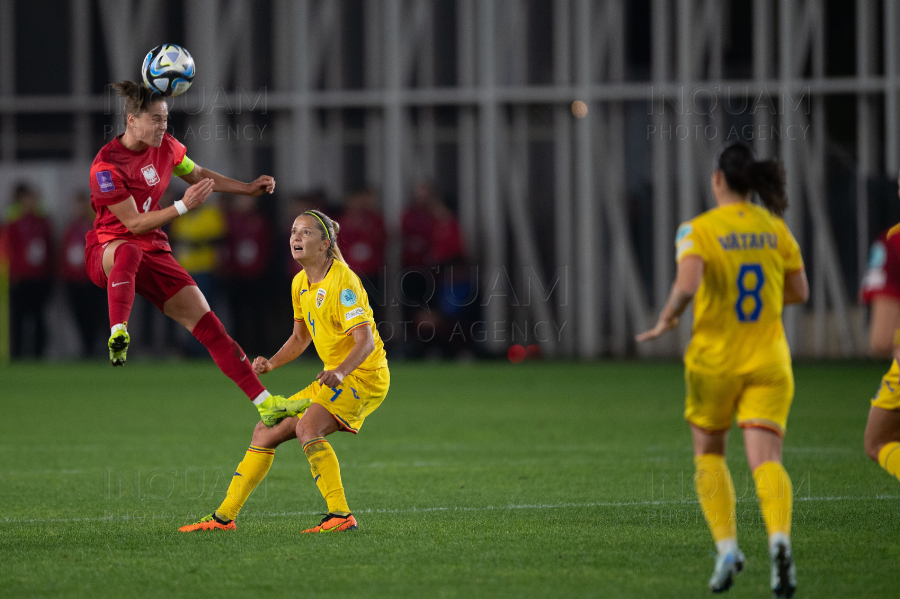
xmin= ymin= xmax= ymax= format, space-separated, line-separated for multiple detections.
xmin=170 ymin=204 xmax=226 ymax=273
xmin=676 ymin=201 xmax=804 ymax=375
xmin=291 ymin=259 xmax=388 ymax=373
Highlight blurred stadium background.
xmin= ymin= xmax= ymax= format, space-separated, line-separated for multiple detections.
xmin=1 ymin=0 xmax=899 ymax=362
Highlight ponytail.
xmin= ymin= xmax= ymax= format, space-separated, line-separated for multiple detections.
xmin=109 ymin=81 xmax=165 ymax=127
xmin=304 ymin=209 xmax=344 ymax=262
xmin=716 ymin=141 xmax=788 ymax=216
xmin=747 ymin=160 xmax=787 ymax=216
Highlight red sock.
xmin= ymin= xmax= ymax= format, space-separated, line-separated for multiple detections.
xmin=192 ymin=311 xmax=266 ymax=400
xmin=107 ymin=243 xmax=143 ymax=327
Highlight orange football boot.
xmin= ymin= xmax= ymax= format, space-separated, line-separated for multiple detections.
xmin=178 ymin=513 xmax=236 ymax=532
xmin=301 ymin=513 xmax=358 ymax=533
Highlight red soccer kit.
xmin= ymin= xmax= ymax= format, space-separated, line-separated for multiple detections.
xmin=84 ymin=132 xmax=265 ymax=400
xmin=861 ymin=227 xmax=900 ymax=305
xmin=85 ymin=133 xmax=195 ymax=310
xmin=87 ymin=132 xmax=186 ymax=252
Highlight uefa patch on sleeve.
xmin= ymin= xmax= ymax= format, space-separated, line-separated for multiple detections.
xmin=95 ymin=170 xmax=115 ymax=192
xmin=675 ymin=223 xmax=693 ymax=244
xmin=344 ymin=307 xmax=365 ymax=321
xmin=340 ymin=288 xmax=358 ymax=307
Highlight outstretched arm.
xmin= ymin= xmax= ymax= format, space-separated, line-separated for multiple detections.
xmin=253 ymin=320 xmax=312 ymax=374
xmin=107 ymin=179 xmax=214 ymax=235
xmin=180 ymin=164 xmax=275 ymax=196
xmin=636 ymin=256 xmax=704 ymax=342
xmin=316 ymin=325 xmax=376 ymax=388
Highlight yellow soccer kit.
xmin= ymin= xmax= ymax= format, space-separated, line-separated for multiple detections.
xmin=676 ymin=202 xmax=804 ymax=434
xmin=290 ymin=259 xmax=389 ymax=433
xmin=872 ymin=359 xmax=900 ymax=411
xmin=871 ymin=224 xmax=900 ymax=412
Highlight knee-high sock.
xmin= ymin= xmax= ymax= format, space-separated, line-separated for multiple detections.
xmin=878 ymin=442 xmax=900 ymax=482
xmin=107 ymin=243 xmax=143 ymax=327
xmin=694 ymin=454 xmax=737 ymax=544
xmin=216 ymin=446 xmax=275 ymax=521
xmin=303 ymin=437 xmax=350 ymax=515
xmin=754 ymin=461 xmax=793 ymax=537
xmin=191 ymin=311 xmax=265 ymax=400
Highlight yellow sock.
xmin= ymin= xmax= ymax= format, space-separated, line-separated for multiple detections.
xmin=878 ymin=441 xmax=900 ymax=481
xmin=303 ymin=437 xmax=350 ymax=515
xmin=753 ymin=461 xmax=793 ymax=537
xmin=694 ymin=454 xmax=737 ymax=544
xmin=215 ymin=445 xmax=275 ymax=521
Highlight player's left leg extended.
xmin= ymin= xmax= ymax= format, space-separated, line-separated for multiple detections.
xmin=162 ymin=285 xmax=301 ymax=418
xmin=179 ymin=418 xmax=299 ymax=532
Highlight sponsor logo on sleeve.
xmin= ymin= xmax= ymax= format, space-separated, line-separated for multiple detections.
xmin=96 ymin=170 xmax=115 ymax=192
xmin=344 ymin=307 xmax=365 ymax=321
xmin=316 ymin=288 xmax=327 ymax=308
xmin=340 ymin=288 xmax=358 ymax=307
xmin=141 ymin=164 xmax=160 ymax=186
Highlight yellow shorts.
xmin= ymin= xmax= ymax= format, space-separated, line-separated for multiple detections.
xmin=684 ymin=361 xmax=794 ymax=436
xmin=872 ymin=360 xmax=900 ymax=411
xmin=289 ymin=367 xmax=390 ymax=434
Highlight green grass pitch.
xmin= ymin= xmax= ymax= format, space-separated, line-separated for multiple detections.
xmin=1 ymin=360 xmax=898 ymax=598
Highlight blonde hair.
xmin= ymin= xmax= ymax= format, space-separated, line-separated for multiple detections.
xmin=303 ymin=209 xmax=344 ymax=262
xmin=109 ymin=81 xmax=165 ymax=128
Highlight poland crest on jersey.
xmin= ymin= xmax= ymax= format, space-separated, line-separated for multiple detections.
xmin=316 ymin=288 xmax=326 ymax=308
xmin=142 ymin=164 xmax=160 ymax=186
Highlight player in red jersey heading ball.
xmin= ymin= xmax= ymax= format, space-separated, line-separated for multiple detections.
xmin=86 ymin=81 xmax=307 ymax=425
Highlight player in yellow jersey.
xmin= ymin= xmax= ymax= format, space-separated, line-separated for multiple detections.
xmin=637 ymin=142 xmax=809 ymax=597
xmin=863 ymin=173 xmax=900 ymax=486
xmin=180 ymin=209 xmax=389 ymax=534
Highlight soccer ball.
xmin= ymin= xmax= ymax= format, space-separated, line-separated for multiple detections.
xmin=141 ymin=44 xmax=195 ymax=97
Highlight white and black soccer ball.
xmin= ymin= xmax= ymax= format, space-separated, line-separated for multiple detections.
xmin=141 ymin=44 xmax=195 ymax=97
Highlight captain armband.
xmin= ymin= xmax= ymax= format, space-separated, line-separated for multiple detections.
xmin=172 ymin=155 xmax=195 ymax=177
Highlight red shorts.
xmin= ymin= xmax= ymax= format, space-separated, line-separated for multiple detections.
xmin=86 ymin=242 xmax=196 ymax=311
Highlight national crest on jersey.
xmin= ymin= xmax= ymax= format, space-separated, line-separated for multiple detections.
xmin=291 ymin=260 xmax=388 ymax=373
xmin=141 ymin=164 xmax=160 ymax=186
xmin=88 ymin=132 xmax=189 ymax=252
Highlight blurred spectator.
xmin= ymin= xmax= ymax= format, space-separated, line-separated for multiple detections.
xmin=221 ymin=194 xmax=272 ymax=357
xmin=170 ymin=198 xmax=226 ymax=355
xmin=4 ymin=184 xmax=53 ymax=358
xmin=427 ymin=200 xmax=466 ymax=267
xmin=402 ymin=182 xmax=437 ymax=268
xmin=400 ymin=183 xmax=476 ymax=358
xmin=59 ymin=192 xmax=106 ymax=357
xmin=339 ymin=188 xmax=386 ymax=321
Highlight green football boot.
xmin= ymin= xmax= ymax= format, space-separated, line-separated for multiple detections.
xmin=256 ymin=394 xmax=311 ymax=427
xmin=108 ymin=325 xmax=130 ymax=367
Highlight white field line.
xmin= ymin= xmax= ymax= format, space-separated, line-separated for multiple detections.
xmin=2 ymin=494 xmax=898 ymax=525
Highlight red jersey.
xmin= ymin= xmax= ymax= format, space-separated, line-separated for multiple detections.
xmin=222 ymin=210 xmax=272 ymax=279
xmin=340 ymin=208 xmax=386 ymax=276
xmin=428 ymin=214 xmax=465 ymax=265
xmin=87 ymin=133 xmax=188 ymax=252
xmin=861 ymin=226 xmax=900 ymax=304
xmin=5 ymin=212 xmax=53 ymax=281
xmin=401 ymin=205 xmax=434 ymax=267
xmin=60 ymin=216 xmax=94 ymax=282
